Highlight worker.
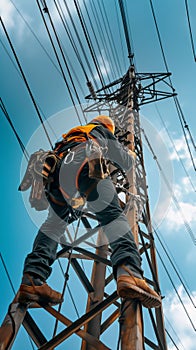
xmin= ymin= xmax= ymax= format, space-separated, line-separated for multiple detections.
xmin=17 ymin=115 xmax=161 ymax=309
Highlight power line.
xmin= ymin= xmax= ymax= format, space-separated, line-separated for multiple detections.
xmin=82 ymin=0 xmax=112 ymax=88
xmin=165 ymin=328 xmax=181 ymax=350
xmin=142 ymin=128 xmax=196 ymax=246
xmin=149 ymin=0 xmax=196 ymax=171
xmin=0 ymin=252 xmax=35 ymax=350
xmin=89 ymin=1 xmax=117 ymax=82
xmin=98 ymin=0 xmax=122 ymax=77
xmin=36 ymin=0 xmax=84 ymax=125
xmin=153 ymin=225 xmax=196 ymax=308
xmin=114 ymin=0 xmax=127 ymax=72
xmin=54 ymin=0 xmax=90 ymax=87
xmin=9 ymin=0 xmax=85 ymax=98
xmin=155 ymin=104 xmax=196 ymax=192
xmin=0 ymin=98 xmax=29 ymax=161
xmin=184 ymin=0 xmax=196 ymax=62
xmin=118 ymin=0 xmax=134 ymax=65
xmin=73 ymin=0 xmax=105 ymax=87
xmin=165 ymin=316 xmax=186 ymax=350
xmin=0 ymin=16 xmax=53 ymax=149
xmin=156 ymin=248 xmax=196 ymax=331
xmin=61 ymin=0 xmax=99 ymax=90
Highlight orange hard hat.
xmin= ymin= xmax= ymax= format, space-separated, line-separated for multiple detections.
xmin=90 ymin=115 xmax=115 ymax=134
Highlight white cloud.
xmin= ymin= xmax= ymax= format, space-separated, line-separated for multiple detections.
xmin=0 ymin=0 xmax=32 ymax=43
xmin=0 ymin=0 xmax=15 ymax=28
xmin=169 ymin=135 xmax=195 ymax=170
xmin=163 ymin=286 xmax=196 ymax=350
xmin=94 ymin=51 xmax=111 ymax=81
xmin=165 ymin=201 xmax=196 ymax=231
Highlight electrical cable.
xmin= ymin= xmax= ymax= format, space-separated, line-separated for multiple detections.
xmin=165 ymin=316 xmax=186 ymax=350
xmin=89 ymin=0 xmax=117 ymax=81
xmin=0 ymin=17 xmax=53 ymax=149
xmin=52 ymin=217 xmax=81 ymax=337
xmin=184 ymin=0 xmax=196 ymax=62
xmin=114 ymin=0 xmax=127 ymax=72
xmin=95 ymin=0 xmax=121 ymax=78
xmin=174 ymin=96 xmax=196 ymax=171
xmin=153 ymin=225 xmax=196 ymax=307
xmin=82 ymin=0 xmax=112 ymax=88
xmin=0 ymin=253 xmax=36 ymax=350
xmin=61 ymin=0 xmax=98 ymax=90
xmin=165 ymin=329 xmax=181 ymax=350
xmin=0 ymin=39 xmax=58 ymax=142
xmin=99 ymin=0 xmax=122 ymax=77
xmin=149 ymin=0 xmax=196 ymax=171
xmin=156 ymin=248 xmax=196 ymax=331
xmin=54 ymin=0 xmax=90 ymax=86
xmin=155 ymin=104 xmax=196 ymax=192
xmin=0 ymin=98 xmax=29 ymax=161
xmin=142 ymin=128 xmax=196 ymax=246
xmin=37 ymin=0 xmax=84 ymax=125
xmin=73 ymin=0 xmax=105 ymax=87
xmin=58 ymin=260 xmax=80 ymax=318
xmin=10 ymin=0 xmax=86 ymax=97
xmin=118 ymin=0 xmax=134 ymax=65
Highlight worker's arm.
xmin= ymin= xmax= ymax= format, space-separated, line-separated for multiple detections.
xmin=90 ymin=126 xmax=135 ymax=172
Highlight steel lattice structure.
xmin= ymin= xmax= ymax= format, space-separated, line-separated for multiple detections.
xmin=0 ymin=66 xmax=176 ymax=350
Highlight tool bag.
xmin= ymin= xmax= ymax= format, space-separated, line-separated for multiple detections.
xmin=19 ymin=150 xmax=61 ymax=211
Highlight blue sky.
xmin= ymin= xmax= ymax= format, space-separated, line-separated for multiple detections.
xmin=0 ymin=0 xmax=196 ymax=349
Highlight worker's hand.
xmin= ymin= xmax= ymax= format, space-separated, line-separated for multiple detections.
xmin=128 ymin=149 xmax=137 ymax=160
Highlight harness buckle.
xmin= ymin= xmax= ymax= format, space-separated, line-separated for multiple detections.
xmin=64 ymin=149 xmax=75 ymax=164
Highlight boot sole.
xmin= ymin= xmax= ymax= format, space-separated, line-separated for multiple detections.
xmin=18 ymin=291 xmax=63 ymax=306
xmin=118 ymin=281 xmax=161 ymax=308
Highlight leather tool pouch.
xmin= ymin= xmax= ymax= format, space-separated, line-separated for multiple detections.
xmin=85 ymin=139 xmax=109 ymax=180
xmin=19 ymin=150 xmax=61 ymax=211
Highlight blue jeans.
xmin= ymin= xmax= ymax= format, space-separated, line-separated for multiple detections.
xmin=23 ymin=174 xmax=142 ymax=280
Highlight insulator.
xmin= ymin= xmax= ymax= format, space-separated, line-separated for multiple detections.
xmin=87 ymin=81 xmax=97 ymax=100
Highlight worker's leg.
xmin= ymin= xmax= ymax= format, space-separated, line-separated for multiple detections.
xmin=79 ymin=176 xmax=161 ymax=308
xmin=23 ymin=202 xmax=72 ymax=281
xmin=79 ymin=176 xmax=143 ymax=278
xmin=18 ymin=201 xmax=75 ymax=305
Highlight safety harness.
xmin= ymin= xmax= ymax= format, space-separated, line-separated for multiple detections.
xmin=19 ymin=124 xmax=109 ymax=210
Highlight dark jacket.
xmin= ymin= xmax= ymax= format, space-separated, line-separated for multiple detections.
xmin=51 ymin=125 xmax=133 ymax=200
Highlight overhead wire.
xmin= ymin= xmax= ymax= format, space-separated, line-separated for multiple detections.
xmin=165 ymin=329 xmax=181 ymax=350
xmin=184 ymin=0 xmax=196 ymax=62
xmin=0 ymin=253 xmax=36 ymax=350
xmin=118 ymin=0 xmax=134 ymax=65
xmin=0 ymin=39 xmax=58 ymax=142
xmin=114 ymin=0 xmax=127 ymax=72
xmin=149 ymin=0 xmax=196 ymax=171
xmin=165 ymin=316 xmax=186 ymax=350
xmin=73 ymin=0 xmax=106 ymax=87
xmin=155 ymin=104 xmax=196 ymax=192
xmin=153 ymin=225 xmax=196 ymax=307
xmin=89 ymin=1 xmax=117 ymax=81
xmin=54 ymin=0 xmax=91 ymax=93
xmin=61 ymin=0 xmax=99 ymax=91
xmin=52 ymin=217 xmax=81 ymax=337
xmin=156 ymin=248 xmax=196 ymax=331
xmin=99 ymin=0 xmax=122 ymax=77
xmin=38 ymin=0 xmax=85 ymax=125
xmin=9 ymin=0 xmax=85 ymax=96
xmin=142 ymin=127 xmax=196 ymax=246
xmin=0 ymin=98 xmax=29 ymax=161
xmin=96 ymin=0 xmax=121 ymax=77
xmin=0 ymin=16 xmax=53 ymax=149
xmin=81 ymin=0 xmax=112 ymax=88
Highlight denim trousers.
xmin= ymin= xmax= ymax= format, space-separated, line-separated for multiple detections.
xmin=23 ymin=174 xmax=142 ymax=281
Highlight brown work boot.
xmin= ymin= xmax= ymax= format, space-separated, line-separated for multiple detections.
xmin=117 ymin=265 xmax=161 ymax=308
xmin=18 ymin=274 xmax=63 ymax=306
